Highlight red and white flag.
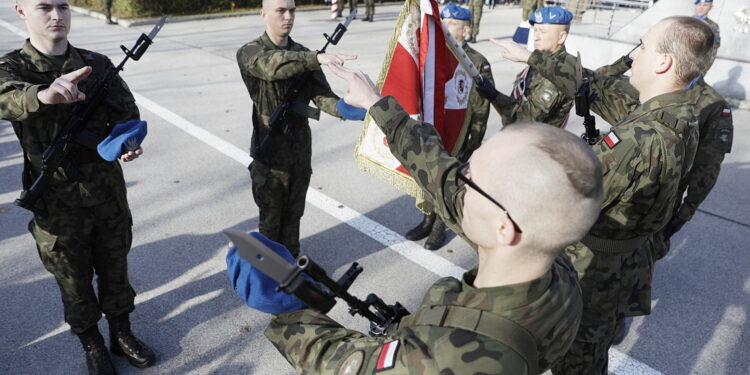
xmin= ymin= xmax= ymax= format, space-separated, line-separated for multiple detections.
xmin=355 ymin=0 xmax=468 ymax=196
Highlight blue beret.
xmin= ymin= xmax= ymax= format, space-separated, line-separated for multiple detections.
xmin=440 ymin=4 xmax=472 ymax=21
xmin=529 ymin=6 xmax=573 ymax=25
xmin=226 ymin=232 xmax=307 ymax=314
xmin=694 ymin=0 xmax=713 ymax=4
xmin=97 ymin=120 xmax=147 ymax=162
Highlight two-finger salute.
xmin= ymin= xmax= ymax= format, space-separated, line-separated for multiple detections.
xmin=37 ymin=66 xmax=93 ymax=105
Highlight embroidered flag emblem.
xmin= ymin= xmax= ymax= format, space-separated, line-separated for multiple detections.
xmin=482 ymin=64 xmax=491 ymax=73
xmin=375 ymin=340 xmax=400 ymax=371
xmin=721 ymin=107 xmax=731 ymax=117
xmin=604 ymin=132 xmax=620 ymax=148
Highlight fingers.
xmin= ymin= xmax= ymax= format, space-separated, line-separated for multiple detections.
xmin=62 ymin=66 xmax=92 ymax=84
xmin=326 ymin=63 xmax=356 ymax=80
xmin=119 ymin=147 xmax=143 ymax=162
xmin=338 ymin=54 xmax=357 ymax=61
xmin=53 ymin=78 xmax=84 ymax=102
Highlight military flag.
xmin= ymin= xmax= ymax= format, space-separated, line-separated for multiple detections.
xmin=355 ymin=0 xmax=471 ymax=199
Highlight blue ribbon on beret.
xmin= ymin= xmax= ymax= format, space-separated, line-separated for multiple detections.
xmin=529 ymin=6 xmax=573 ymax=25
xmin=97 ymin=120 xmax=147 ymax=162
xmin=337 ymin=98 xmax=367 ymax=121
xmin=694 ymin=0 xmax=713 ymax=4
xmin=226 ymin=232 xmax=307 ymax=314
xmin=440 ymin=4 xmax=472 ymax=21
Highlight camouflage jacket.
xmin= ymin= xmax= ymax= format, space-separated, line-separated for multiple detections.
xmin=528 ymin=49 xmax=698 ymax=242
xmin=0 ymin=40 xmax=138 ymax=210
xmin=236 ymin=32 xmax=341 ymax=168
xmin=675 ymin=78 xmax=733 ymax=221
xmin=492 ymin=47 xmax=573 ymax=127
xmin=453 ymin=43 xmax=491 ymax=162
xmin=264 ymin=96 xmax=583 ymax=374
xmin=594 ymin=58 xmax=733 ymax=222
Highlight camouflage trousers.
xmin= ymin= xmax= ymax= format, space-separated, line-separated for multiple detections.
xmin=29 ymin=198 xmax=136 ymax=334
xmin=552 ymin=241 xmax=654 ymax=375
xmin=364 ymin=0 xmax=375 ymax=19
xmin=104 ymin=0 xmax=112 ymax=19
xmin=337 ymin=0 xmax=357 ymax=16
xmin=469 ymin=0 xmax=483 ymax=39
xmin=521 ymin=0 xmax=544 ymax=20
xmin=250 ymin=160 xmax=311 ymax=257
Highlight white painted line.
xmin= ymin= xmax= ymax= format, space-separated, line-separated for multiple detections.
xmin=0 ymin=18 xmax=27 ymax=39
xmin=0 ymin=18 xmax=662 ymax=375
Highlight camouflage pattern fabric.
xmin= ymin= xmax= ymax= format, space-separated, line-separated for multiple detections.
xmin=418 ymin=44 xmax=491 ymax=214
xmin=651 ymin=78 xmax=733 ymax=260
xmin=264 ymin=96 xmax=584 ymax=374
xmin=237 ymin=33 xmax=341 ymax=256
xmin=364 ymin=0 xmax=375 ymax=20
xmin=702 ymin=18 xmax=721 ymax=73
xmin=0 ymin=41 xmax=140 ymax=334
xmin=468 ymin=0 xmax=483 ymax=40
xmin=527 ymin=50 xmax=698 ymax=374
xmin=104 ymin=0 xmax=112 ymax=19
xmin=491 ymin=47 xmax=574 ymax=128
xmin=521 ymin=0 xmax=545 ymax=20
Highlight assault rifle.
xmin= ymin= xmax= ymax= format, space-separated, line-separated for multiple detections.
xmin=15 ymin=16 xmax=167 ymax=214
xmin=251 ymin=10 xmax=356 ymax=164
xmin=224 ymin=230 xmax=409 ymax=336
xmin=575 ymin=52 xmax=599 ymax=145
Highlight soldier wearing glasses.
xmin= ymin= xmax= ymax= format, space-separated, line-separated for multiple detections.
xmin=254 ymin=62 xmax=604 ymax=374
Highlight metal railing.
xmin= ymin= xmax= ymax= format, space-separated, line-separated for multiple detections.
xmin=551 ymin=0 xmax=652 ymax=38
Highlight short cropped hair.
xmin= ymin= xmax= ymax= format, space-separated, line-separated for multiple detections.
xmin=657 ymin=16 xmax=714 ymax=85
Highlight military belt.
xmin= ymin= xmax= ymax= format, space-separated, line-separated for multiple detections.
xmin=406 ymin=305 xmax=539 ymax=375
xmin=581 ymin=233 xmax=647 ymax=254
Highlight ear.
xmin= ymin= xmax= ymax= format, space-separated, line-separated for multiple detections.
xmin=495 ymin=215 xmax=518 ymax=247
xmin=557 ymin=30 xmax=568 ymax=46
xmin=464 ymin=25 xmax=471 ymax=38
xmin=15 ymin=3 xmax=26 ymax=19
xmin=655 ymin=53 xmax=673 ymax=75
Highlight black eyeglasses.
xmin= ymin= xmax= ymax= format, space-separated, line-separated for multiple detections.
xmin=456 ymin=162 xmax=523 ymax=233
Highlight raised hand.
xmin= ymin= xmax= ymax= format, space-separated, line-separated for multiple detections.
xmin=490 ymin=39 xmax=532 ymax=63
xmin=37 ymin=66 xmax=93 ymax=105
xmin=316 ymin=53 xmax=357 ymax=67
xmin=326 ymin=63 xmax=381 ymax=110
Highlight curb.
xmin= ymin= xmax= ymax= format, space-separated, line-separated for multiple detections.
xmin=69 ymin=5 xmax=332 ymax=28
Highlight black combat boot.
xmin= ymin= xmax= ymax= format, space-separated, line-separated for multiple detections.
xmin=405 ymin=213 xmax=436 ymax=241
xmin=424 ymin=216 xmax=446 ymax=251
xmin=77 ymin=326 xmax=117 ymax=375
xmin=108 ymin=315 xmax=156 ymax=368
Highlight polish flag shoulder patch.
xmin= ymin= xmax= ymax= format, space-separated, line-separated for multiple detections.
xmin=375 ymin=340 xmax=400 ymax=371
xmin=481 ymin=64 xmax=491 ymax=73
xmin=721 ymin=106 xmax=731 ymax=117
xmin=604 ymin=132 xmax=621 ymax=149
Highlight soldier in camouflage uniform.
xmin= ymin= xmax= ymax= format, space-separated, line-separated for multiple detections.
xmin=0 ymin=1 xmax=155 ymax=374
xmin=237 ymin=0 xmax=352 ymax=257
xmin=694 ymin=0 xmax=721 ymax=73
xmin=239 ymin=61 xmax=607 ymax=374
xmin=362 ymin=0 xmax=374 ymax=22
xmin=477 ymin=7 xmax=574 ymax=128
xmin=405 ymin=4 xmax=493 ymax=250
xmin=467 ymin=0 xmax=483 ymax=43
xmin=521 ymin=0 xmax=544 ymax=21
xmin=595 ymin=56 xmax=734 ymax=261
xmin=492 ymin=16 xmax=714 ymax=374
xmin=103 ymin=0 xmax=115 ymax=24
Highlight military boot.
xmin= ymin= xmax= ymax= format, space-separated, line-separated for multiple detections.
xmin=77 ymin=326 xmax=117 ymax=375
xmin=424 ymin=216 xmax=446 ymax=251
xmin=108 ymin=315 xmax=156 ymax=368
xmin=405 ymin=213 xmax=436 ymax=241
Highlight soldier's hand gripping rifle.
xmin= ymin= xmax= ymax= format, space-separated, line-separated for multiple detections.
xmin=575 ymin=52 xmax=599 ymax=145
xmin=224 ymin=230 xmax=409 ymax=336
xmin=15 ymin=16 xmax=168 ymax=214
xmin=252 ymin=10 xmax=357 ymax=164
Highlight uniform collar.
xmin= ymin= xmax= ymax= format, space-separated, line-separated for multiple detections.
xmin=259 ymin=32 xmax=297 ymax=51
xmin=623 ymin=89 xmax=690 ymax=123
xmin=20 ymin=39 xmax=86 ymax=73
xmin=457 ymin=266 xmax=553 ymax=311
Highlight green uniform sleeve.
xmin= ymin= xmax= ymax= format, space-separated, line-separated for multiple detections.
xmin=527 ymin=50 xmax=639 ymax=126
xmin=492 ymin=74 xmax=567 ymax=127
xmin=458 ymin=61 xmax=492 ymax=161
xmin=0 ymin=60 xmax=50 ymax=121
xmin=368 ymin=96 xmax=467 ymax=239
xmin=676 ymin=102 xmax=733 ymax=221
xmin=101 ymin=57 xmax=140 ymax=125
xmin=594 ymin=56 xmax=631 ymax=77
xmin=236 ymin=42 xmax=321 ymax=81
xmin=309 ymin=69 xmax=341 ymax=119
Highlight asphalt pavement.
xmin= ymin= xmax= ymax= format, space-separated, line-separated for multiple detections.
xmin=0 ymin=4 xmax=748 ymax=375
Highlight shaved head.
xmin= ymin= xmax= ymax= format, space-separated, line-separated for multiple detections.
xmin=465 ymin=122 xmax=603 ymax=257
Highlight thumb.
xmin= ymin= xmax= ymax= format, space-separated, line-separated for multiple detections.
xmin=63 ymin=66 xmax=93 ymax=84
